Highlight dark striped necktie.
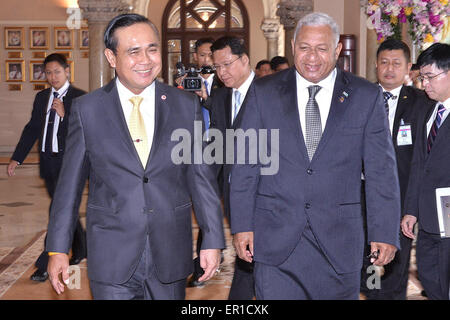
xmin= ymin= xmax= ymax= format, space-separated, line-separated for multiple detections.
xmin=44 ymin=92 xmax=58 ymax=153
xmin=383 ymin=91 xmax=393 ymax=116
xmin=427 ymin=104 xmax=446 ymax=153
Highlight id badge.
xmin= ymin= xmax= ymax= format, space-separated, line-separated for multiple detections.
xmin=397 ymin=121 xmax=412 ymax=146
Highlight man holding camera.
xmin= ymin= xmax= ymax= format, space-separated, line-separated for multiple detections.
xmin=175 ymin=38 xmax=224 ymax=287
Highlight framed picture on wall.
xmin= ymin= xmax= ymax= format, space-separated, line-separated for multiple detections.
xmin=30 ymin=60 xmax=46 ymax=82
xmin=30 ymin=27 xmax=49 ymax=49
xmin=54 ymin=27 xmax=73 ymax=49
xmin=79 ymin=27 xmax=89 ymax=49
xmin=5 ymin=27 xmax=24 ymax=49
xmin=6 ymin=60 xmax=25 ymax=82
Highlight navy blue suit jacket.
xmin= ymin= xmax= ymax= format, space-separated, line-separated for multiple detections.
xmin=229 ymin=68 xmax=401 ymax=274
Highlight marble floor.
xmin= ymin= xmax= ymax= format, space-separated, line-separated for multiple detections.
xmin=0 ymin=157 xmax=426 ymax=300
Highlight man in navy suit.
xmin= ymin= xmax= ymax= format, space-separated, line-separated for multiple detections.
xmin=7 ymin=53 xmax=86 ymax=282
xmin=402 ymin=43 xmax=450 ymax=300
xmin=360 ymin=39 xmax=434 ymax=300
xmin=229 ymin=12 xmax=400 ymax=299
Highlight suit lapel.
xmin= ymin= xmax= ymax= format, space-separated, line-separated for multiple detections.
xmin=146 ymin=81 xmax=170 ymax=170
xmin=279 ymin=68 xmax=309 ymax=162
xmin=102 ymin=79 xmax=143 ymax=170
xmin=312 ymin=69 xmax=352 ymax=162
xmin=225 ymin=88 xmax=232 ymax=129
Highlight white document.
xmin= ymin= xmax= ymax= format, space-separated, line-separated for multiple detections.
xmin=435 ymin=187 xmax=450 ymax=238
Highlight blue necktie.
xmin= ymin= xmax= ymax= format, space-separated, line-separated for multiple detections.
xmin=232 ymin=90 xmax=241 ymax=125
xmin=383 ymin=91 xmax=393 ymax=116
xmin=202 ymin=80 xmax=210 ymax=137
xmin=45 ymin=92 xmax=58 ymax=153
xmin=427 ymin=104 xmax=446 ymax=153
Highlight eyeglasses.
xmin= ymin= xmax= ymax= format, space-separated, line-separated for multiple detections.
xmin=213 ymin=56 xmax=241 ymax=71
xmin=418 ymin=71 xmax=447 ymax=82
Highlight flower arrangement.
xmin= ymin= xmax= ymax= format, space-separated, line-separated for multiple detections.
xmin=364 ymin=0 xmax=450 ymax=49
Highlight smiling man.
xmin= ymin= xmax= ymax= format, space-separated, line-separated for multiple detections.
xmin=229 ymin=12 xmax=401 ymax=299
xmin=45 ymin=14 xmax=224 ymax=300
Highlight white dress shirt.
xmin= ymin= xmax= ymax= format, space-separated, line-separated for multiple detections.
xmin=380 ymin=84 xmax=403 ymax=135
xmin=116 ymin=78 xmax=156 ymax=154
xmin=202 ymin=73 xmax=215 ymax=96
xmin=426 ymin=97 xmax=450 ymax=136
xmin=41 ymin=80 xmax=70 ymax=153
xmin=296 ymin=68 xmax=337 ymax=140
xmin=231 ymin=71 xmax=255 ymax=124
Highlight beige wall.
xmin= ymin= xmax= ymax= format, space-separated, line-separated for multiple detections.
xmin=0 ymin=0 xmax=89 ymax=152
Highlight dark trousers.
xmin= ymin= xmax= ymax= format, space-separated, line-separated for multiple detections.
xmin=416 ymin=229 xmax=450 ymax=300
xmin=360 ymin=180 xmax=411 ymax=300
xmin=228 ymin=257 xmax=255 ymax=300
xmin=90 ymin=236 xmax=186 ymax=300
xmin=35 ymin=152 xmax=86 ymax=272
xmin=254 ymin=223 xmax=360 ymax=300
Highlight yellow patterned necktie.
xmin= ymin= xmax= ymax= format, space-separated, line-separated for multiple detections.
xmin=128 ymin=96 xmax=149 ymax=167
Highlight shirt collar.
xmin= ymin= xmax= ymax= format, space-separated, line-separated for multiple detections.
xmin=296 ymin=68 xmax=337 ymax=93
xmin=439 ymin=97 xmax=450 ymax=110
xmin=116 ymin=77 xmax=155 ymax=102
xmin=380 ymin=84 xmax=402 ymax=99
xmin=234 ymin=71 xmax=255 ymax=96
xmin=52 ymin=80 xmax=70 ymax=97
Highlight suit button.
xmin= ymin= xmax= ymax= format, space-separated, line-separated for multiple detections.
xmin=143 ymin=177 xmax=149 ymax=183
xmin=307 ymin=169 xmax=313 ymax=175
xmin=305 ymin=203 xmax=311 ymax=209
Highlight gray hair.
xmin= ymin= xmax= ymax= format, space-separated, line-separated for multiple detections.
xmin=293 ymin=12 xmax=340 ymax=48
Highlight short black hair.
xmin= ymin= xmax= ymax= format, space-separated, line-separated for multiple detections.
xmin=256 ymin=60 xmax=271 ymax=70
xmin=104 ymin=13 xmax=159 ymax=54
xmin=417 ymin=43 xmax=450 ymax=72
xmin=411 ymin=63 xmax=420 ymax=71
xmin=210 ymin=36 xmax=248 ymax=56
xmin=44 ymin=53 xmax=68 ymax=69
xmin=270 ymin=56 xmax=288 ymax=71
xmin=195 ymin=37 xmax=214 ymax=52
xmin=376 ymin=39 xmax=411 ymax=62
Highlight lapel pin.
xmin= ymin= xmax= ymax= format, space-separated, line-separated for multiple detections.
xmin=403 ymin=95 xmax=407 ymax=99
xmin=339 ymin=97 xmax=345 ymax=103
xmin=161 ymin=95 xmax=166 ymax=100
xmin=343 ymin=91 xmax=349 ymax=97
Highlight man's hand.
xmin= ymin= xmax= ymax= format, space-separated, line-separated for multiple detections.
xmin=6 ymin=160 xmax=19 ymax=176
xmin=52 ymin=98 xmax=65 ymax=118
xmin=369 ymin=242 xmax=397 ymax=266
xmin=401 ymin=214 xmax=417 ymax=239
xmin=48 ymin=253 xmax=70 ymax=295
xmin=194 ymin=81 xmax=208 ymax=100
xmin=233 ymin=232 xmax=254 ymax=263
xmin=175 ymin=74 xmax=187 ymax=88
xmin=198 ymin=248 xmax=221 ymax=282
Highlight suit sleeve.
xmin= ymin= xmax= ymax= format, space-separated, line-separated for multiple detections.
xmin=46 ymin=99 xmax=90 ymax=254
xmin=11 ymin=94 xmax=44 ymax=163
xmin=228 ymin=85 xmax=261 ymax=234
xmin=187 ymin=94 xmax=225 ymax=250
xmin=363 ymin=88 xmax=401 ymax=249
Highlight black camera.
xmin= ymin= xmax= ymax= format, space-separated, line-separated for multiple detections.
xmin=175 ymin=62 xmax=214 ymax=91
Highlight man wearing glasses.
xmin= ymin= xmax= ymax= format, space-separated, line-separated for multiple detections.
xmin=402 ymin=43 xmax=450 ymax=300
xmin=206 ymin=36 xmax=256 ymax=300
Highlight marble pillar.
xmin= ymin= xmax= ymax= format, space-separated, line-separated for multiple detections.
xmin=261 ymin=18 xmax=281 ymax=60
xmin=78 ymin=0 xmax=130 ymax=91
xmin=276 ymin=0 xmax=314 ymax=65
xmin=365 ymin=28 xmax=378 ymax=83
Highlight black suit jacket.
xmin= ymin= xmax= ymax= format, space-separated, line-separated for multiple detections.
xmin=11 ymin=85 xmax=86 ymax=178
xmin=405 ymin=100 xmax=448 ymax=234
xmin=391 ymin=85 xmax=435 ymax=212
xmin=207 ymin=77 xmax=254 ymax=219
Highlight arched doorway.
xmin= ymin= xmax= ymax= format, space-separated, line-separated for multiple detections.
xmin=162 ymin=0 xmax=249 ymax=84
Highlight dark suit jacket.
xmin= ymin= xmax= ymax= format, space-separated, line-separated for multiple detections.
xmin=46 ymin=79 xmax=225 ymax=284
xmin=11 ymin=85 xmax=86 ymax=178
xmin=391 ymin=86 xmax=435 ymax=212
xmin=207 ymin=78 xmax=254 ymax=219
xmin=229 ymin=67 xmax=401 ymax=274
xmin=404 ymin=100 xmax=448 ymax=234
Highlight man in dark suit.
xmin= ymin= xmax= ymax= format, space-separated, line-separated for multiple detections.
xmin=229 ymin=12 xmax=400 ymax=299
xmin=207 ymin=36 xmax=256 ymax=300
xmin=402 ymin=43 xmax=450 ymax=300
xmin=360 ymin=39 xmax=434 ymax=300
xmin=182 ymin=37 xmax=224 ymax=288
xmin=7 ymin=53 xmax=86 ymax=282
xmin=46 ymin=14 xmax=224 ymax=300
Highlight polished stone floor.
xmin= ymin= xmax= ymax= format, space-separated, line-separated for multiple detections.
xmin=0 ymin=159 xmax=426 ymax=300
